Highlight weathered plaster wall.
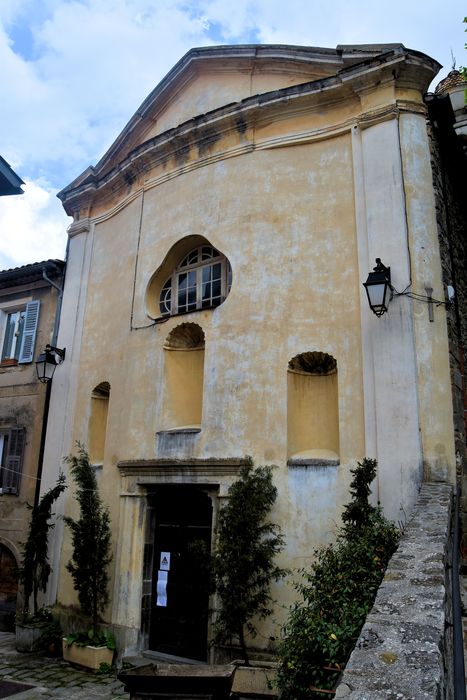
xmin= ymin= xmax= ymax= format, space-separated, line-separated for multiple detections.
xmin=400 ymin=112 xmax=456 ymax=483
xmin=0 ymin=281 xmax=60 ymax=568
xmin=43 ymin=47 xmax=457 ymax=656
xmin=54 ymin=130 xmax=366 ymax=624
xmin=335 ymin=482 xmax=454 ymax=699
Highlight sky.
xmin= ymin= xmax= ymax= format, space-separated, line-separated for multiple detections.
xmin=0 ymin=0 xmax=466 ymax=271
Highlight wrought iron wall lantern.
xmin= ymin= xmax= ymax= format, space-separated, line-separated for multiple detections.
xmin=363 ymin=258 xmax=392 ymax=317
xmin=36 ymin=344 xmax=66 ymax=383
xmin=363 ymin=258 xmax=452 ymax=320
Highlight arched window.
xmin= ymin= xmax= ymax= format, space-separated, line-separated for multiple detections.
xmin=159 ymin=245 xmax=231 ymax=316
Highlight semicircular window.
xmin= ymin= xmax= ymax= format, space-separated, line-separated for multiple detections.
xmin=159 ymin=245 xmax=232 ymax=316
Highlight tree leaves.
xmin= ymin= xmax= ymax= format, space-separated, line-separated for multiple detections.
xmin=63 ymin=443 xmax=111 ymax=633
xmin=211 ymin=463 xmax=286 ymax=664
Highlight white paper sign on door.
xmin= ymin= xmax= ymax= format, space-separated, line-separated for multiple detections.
xmin=156 ymin=570 xmax=168 ymax=607
xmin=160 ymin=552 xmax=171 ymax=571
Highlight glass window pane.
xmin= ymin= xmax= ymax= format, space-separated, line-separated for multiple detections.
xmin=160 ymin=290 xmax=171 ymax=315
xmin=212 ymin=279 xmax=221 ymax=298
xmin=159 ymin=279 xmax=172 ymax=315
xmin=202 ymin=266 xmax=211 ymax=283
xmin=178 ymin=287 xmax=187 ymax=308
xmin=2 ymin=311 xmax=24 ymax=360
xmin=188 ymin=250 xmax=198 ymax=265
xmin=201 ymin=246 xmax=214 ymax=260
xmin=212 ymin=263 xmax=222 ymax=280
xmin=178 ymin=272 xmax=187 ymax=290
xmin=202 ymin=282 xmax=211 ymax=300
xmin=188 ymin=270 xmax=197 ymax=286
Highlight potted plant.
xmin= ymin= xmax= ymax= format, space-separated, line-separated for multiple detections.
xmin=62 ymin=444 xmax=114 ymax=670
xmin=211 ymin=463 xmax=286 ymax=696
xmin=16 ymin=474 xmax=66 ymax=651
xmin=36 ymin=617 xmax=63 ymax=656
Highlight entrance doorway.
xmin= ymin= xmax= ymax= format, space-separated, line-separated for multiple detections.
xmin=0 ymin=544 xmax=18 ymax=631
xmin=149 ymin=486 xmax=213 ymax=661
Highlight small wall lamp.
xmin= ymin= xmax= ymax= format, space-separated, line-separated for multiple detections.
xmin=363 ymin=258 xmax=392 ymax=317
xmin=36 ymin=344 xmax=66 ymax=383
xmin=363 ymin=258 xmax=452 ymax=320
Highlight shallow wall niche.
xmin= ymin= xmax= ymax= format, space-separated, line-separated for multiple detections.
xmin=88 ymin=382 xmax=110 ymax=465
xmin=162 ymin=324 xmax=205 ymax=430
xmin=287 ymin=352 xmax=339 ymax=465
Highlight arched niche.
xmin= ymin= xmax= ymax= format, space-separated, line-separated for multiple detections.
xmin=88 ymin=381 xmax=110 ymax=465
xmin=287 ymin=352 xmax=339 ymax=466
xmin=162 ymin=324 xmax=205 ymax=430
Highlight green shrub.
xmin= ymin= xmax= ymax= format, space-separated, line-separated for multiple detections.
xmin=277 ymin=459 xmax=399 ymax=699
xmin=63 ymin=444 xmax=111 ymax=635
xmin=211 ymin=463 xmax=286 ymax=665
xmin=19 ymin=474 xmax=66 ymax=619
xmin=64 ymin=628 xmax=115 ymax=650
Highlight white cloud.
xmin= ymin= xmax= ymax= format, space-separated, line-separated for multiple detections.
xmin=0 ymin=180 xmax=70 ymax=270
xmin=0 ymin=0 xmax=466 ymax=269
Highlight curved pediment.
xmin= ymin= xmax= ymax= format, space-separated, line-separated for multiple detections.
xmin=58 ymin=43 xmax=440 ymax=218
xmin=94 ymin=45 xmax=346 ymax=178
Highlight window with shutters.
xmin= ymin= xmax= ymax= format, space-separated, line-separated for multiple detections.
xmin=0 ymin=300 xmax=40 ymax=365
xmin=0 ymin=428 xmax=26 ymax=495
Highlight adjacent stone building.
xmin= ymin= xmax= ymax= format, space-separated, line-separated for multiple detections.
xmin=40 ymin=44 xmax=463 ymax=661
xmin=0 ymin=259 xmax=65 ymax=629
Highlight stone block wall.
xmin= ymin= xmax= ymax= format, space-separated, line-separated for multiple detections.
xmin=426 ymin=97 xmax=467 ymax=508
xmin=335 ymin=482 xmax=454 ymax=699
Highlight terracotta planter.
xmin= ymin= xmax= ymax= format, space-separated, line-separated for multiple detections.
xmin=15 ymin=623 xmax=45 ymax=652
xmin=62 ymin=638 xmax=114 ymax=670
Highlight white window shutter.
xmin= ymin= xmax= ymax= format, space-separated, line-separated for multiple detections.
xmin=18 ymin=300 xmax=40 ymax=364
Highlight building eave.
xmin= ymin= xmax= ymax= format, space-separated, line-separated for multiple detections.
xmin=0 ymin=156 xmax=24 ymax=196
xmin=57 ymin=44 xmax=440 ymax=218
xmin=0 ymin=259 xmax=65 ymax=290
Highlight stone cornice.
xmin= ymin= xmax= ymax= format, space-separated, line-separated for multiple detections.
xmin=67 ymin=218 xmax=91 ymax=238
xmin=58 ymin=47 xmax=439 ymax=220
xmin=117 ymin=457 xmax=249 ymax=479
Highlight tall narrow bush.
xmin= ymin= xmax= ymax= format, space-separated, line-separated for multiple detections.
xmin=20 ymin=473 xmax=66 ymax=618
xmin=212 ymin=463 xmax=286 ymax=665
xmin=63 ymin=444 xmax=111 ymax=634
xmin=277 ymin=458 xmax=399 ymax=699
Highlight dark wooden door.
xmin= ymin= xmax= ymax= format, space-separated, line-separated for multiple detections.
xmin=0 ymin=544 xmax=18 ymax=631
xmin=149 ymin=487 xmax=212 ymax=661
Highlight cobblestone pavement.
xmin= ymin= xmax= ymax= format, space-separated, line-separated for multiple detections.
xmin=0 ymin=632 xmax=129 ymax=700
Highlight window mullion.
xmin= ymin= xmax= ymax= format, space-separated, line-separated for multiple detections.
xmin=196 ymin=267 xmax=202 ymax=309
xmin=172 ymin=271 xmax=178 ymax=315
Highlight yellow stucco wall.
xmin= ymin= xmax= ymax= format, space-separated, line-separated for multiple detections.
xmin=50 ymin=48 xmax=456 ymax=656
